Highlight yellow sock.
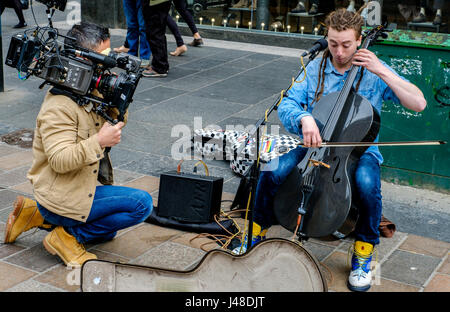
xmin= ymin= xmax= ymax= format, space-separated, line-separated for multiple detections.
xmin=354 ymin=241 xmax=373 ymax=256
xmin=252 ymin=222 xmax=267 ymax=237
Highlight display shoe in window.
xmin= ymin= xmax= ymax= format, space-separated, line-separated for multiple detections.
xmin=291 ymin=1 xmax=306 ymax=13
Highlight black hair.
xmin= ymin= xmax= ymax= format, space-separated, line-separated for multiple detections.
xmin=64 ymin=22 xmax=110 ymax=50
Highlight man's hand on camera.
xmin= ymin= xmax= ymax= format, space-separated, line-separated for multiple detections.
xmin=97 ymin=121 xmax=125 ymax=148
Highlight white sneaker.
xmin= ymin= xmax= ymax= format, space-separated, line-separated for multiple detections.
xmin=348 ymin=267 xmax=372 ymax=291
xmin=347 ymin=241 xmax=374 ymax=292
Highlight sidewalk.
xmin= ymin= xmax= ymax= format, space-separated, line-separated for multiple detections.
xmin=1 ymin=4 xmax=449 ymax=292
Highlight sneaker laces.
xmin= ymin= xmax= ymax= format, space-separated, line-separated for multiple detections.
xmin=347 ymin=243 xmax=378 ymax=276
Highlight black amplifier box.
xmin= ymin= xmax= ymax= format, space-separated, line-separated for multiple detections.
xmin=157 ymin=171 xmax=223 ymax=223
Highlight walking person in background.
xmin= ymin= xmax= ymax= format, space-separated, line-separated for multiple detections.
xmin=142 ymin=0 xmax=171 ymax=77
xmin=121 ymin=0 xmax=151 ymax=67
xmin=166 ymin=0 xmax=203 ymax=56
xmin=0 ymin=0 xmax=27 ymax=28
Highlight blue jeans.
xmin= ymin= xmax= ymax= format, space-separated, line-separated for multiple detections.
xmin=37 ymin=185 xmax=153 ymax=244
xmin=123 ymin=0 xmax=151 ymax=60
xmin=254 ymin=148 xmax=382 ymax=245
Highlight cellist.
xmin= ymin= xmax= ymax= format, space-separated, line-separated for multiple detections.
xmin=233 ymin=8 xmax=426 ymax=292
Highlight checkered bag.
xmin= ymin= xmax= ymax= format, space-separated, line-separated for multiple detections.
xmin=192 ymin=128 xmax=301 ymax=176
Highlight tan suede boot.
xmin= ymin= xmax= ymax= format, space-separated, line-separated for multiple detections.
xmin=4 ymin=196 xmax=50 ymax=243
xmin=43 ymin=226 xmax=97 ymax=266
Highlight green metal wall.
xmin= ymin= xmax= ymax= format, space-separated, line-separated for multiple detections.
xmin=372 ymin=42 xmax=450 ymax=193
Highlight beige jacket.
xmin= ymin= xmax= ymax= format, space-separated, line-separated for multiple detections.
xmin=28 ymin=90 xmax=121 ymax=222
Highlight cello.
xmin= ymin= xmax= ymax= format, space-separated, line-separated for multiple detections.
xmin=274 ymin=25 xmax=389 ymax=240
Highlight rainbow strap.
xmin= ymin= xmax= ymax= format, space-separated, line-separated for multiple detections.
xmin=261 ymin=138 xmax=276 ymax=154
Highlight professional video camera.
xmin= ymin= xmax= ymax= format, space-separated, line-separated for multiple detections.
xmin=4 ymin=0 xmax=143 ymax=124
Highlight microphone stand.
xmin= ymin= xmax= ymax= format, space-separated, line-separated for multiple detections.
xmin=238 ymin=48 xmax=322 ymax=252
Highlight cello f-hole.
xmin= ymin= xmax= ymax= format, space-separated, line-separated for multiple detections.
xmin=332 ymin=156 xmax=341 ymax=183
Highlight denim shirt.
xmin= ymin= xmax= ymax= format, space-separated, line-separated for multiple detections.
xmin=278 ymin=56 xmax=407 ymax=165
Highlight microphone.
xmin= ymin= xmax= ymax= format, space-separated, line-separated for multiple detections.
xmin=301 ymin=38 xmax=328 ymax=57
xmin=73 ymin=50 xmax=117 ymax=68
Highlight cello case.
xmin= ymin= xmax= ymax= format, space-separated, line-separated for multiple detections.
xmin=81 ymin=238 xmax=327 ymax=292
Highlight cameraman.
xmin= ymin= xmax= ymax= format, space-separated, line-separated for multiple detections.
xmin=3 ymin=22 xmax=153 ymax=267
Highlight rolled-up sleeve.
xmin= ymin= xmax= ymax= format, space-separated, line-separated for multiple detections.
xmin=277 ymin=78 xmax=312 ymax=136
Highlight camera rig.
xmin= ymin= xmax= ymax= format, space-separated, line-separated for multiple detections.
xmin=4 ymin=0 xmax=143 ymax=125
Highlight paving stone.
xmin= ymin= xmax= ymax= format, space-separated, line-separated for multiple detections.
xmin=166 ymin=72 xmax=221 ymax=92
xmin=192 ymin=71 xmax=283 ymax=105
xmin=308 ymin=237 xmax=343 ymax=247
xmin=302 ymin=241 xmax=336 ymax=262
xmin=34 ymin=264 xmax=80 ymax=292
xmin=177 ymin=57 xmax=227 ymax=72
xmin=206 ymin=49 xmax=255 ymax=62
xmin=223 ymin=176 xmax=244 ymax=194
xmin=0 ymin=165 xmax=31 ymax=188
xmin=94 ymin=223 xmax=182 ymax=259
xmin=109 ymin=147 xmax=148 ymax=168
xmin=0 ymin=144 xmax=22 ymax=157
xmin=0 ymin=95 xmax=40 ymax=122
xmin=0 ymin=208 xmax=11 ymax=224
xmin=11 ymin=181 xmax=34 ymax=195
xmin=121 ymin=175 xmax=160 ymax=194
xmin=437 ymin=255 xmax=450 ymax=274
xmin=243 ymin=58 xmax=303 ymax=81
xmin=0 ymin=188 xmax=27 ymax=210
xmin=112 ymin=168 xmax=144 ymax=186
xmin=266 ymin=224 xmax=293 ymax=240
xmin=5 ymin=228 xmax=48 ymax=248
xmin=0 ymin=106 xmax=41 ymax=131
xmin=120 ymin=154 xmax=236 ymax=181
xmin=133 ymin=85 xmax=187 ymax=105
xmin=0 ymin=123 xmax=20 ymax=137
xmin=131 ymin=94 xmax=247 ymax=130
xmin=221 ymin=192 xmax=236 ymax=211
xmin=5 ymin=244 xmax=63 ymax=272
xmin=118 ymin=122 xmax=176 ymax=155
xmin=0 ymin=150 xmax=33 ymax=170
xmin=5 ymin=278 xmax=63 ymax=292
xmin=383 ymin=199 xmax=450 ymax=243
xmin=196 ymin=63 xmax=252 ymax=80
xmin=423 ymin=273 xmax=450 ymax=292
xmin=399 ymin=234 xmax=450 ymax=258
xmin=0 ymin=243 xmax=26 ymax=259
xmin=156 ymin=67 xmax=200 ymax=83
xmin=321 ymin=251 xmax=351 ymax=292
xmin=130 ymin=241 xmax=205 ymax=271
xmin=224 ymin=53 xmax=281 ymax=70
xmin=171 ymin=232 xmax=220 ymax=252
xmin=380 ymin=250 xmax=442 ymax=287
xmin=369 ymin=278 xmax=420 ymax=292
xmin=0 ymin=261 xmax=36 ymax=291
xmin=337 ymin=231 xmax=408 ymax=264
xmin=133 ymin=79 xmax=163 ymax=96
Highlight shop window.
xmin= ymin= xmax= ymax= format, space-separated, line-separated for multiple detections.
xmin=171 ymin=0 xmax=448 ymax=35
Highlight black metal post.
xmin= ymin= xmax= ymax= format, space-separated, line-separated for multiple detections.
xmin=241 ymin=51 xmax=319 ymax=252
xmin=0 ymin=14 xmax=4 ymax=92
xmin=256 ymin=0 xmax=270 ymax=30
